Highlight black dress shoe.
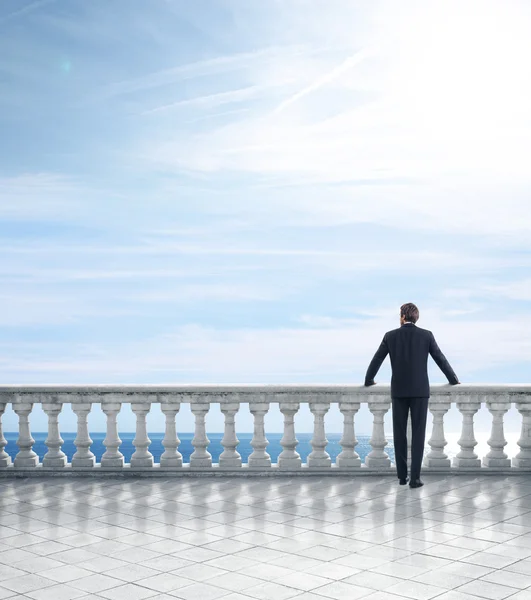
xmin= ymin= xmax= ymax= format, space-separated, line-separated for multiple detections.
xmin=399 ymin=477 xmax=409 ymax=485
xmin=409 ymin=479 xmax=424 ymax=488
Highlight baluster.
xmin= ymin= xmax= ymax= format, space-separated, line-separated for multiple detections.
xmin=453 ymin=395 xmax=481 ymax=468
xmin=160 ymin=400 xmax=182 ymax=468
xmin=0 ymin=401 xmax=12 ymax=468
xmin=190 ymin=402 xmax=212 ymax=468
xmin=13 ymin=401 xmax=38 ymax=467
xmin=131 ymin=403 xmax=154 ymax=468
xmin=365 ymin=395 xmax=391 ymax=468
xmin=513 ymin=400 xmax=531 ymax=468
xmin=42 ymin=401 xmax=67 ymax=467
xmin=423 ymin=401 xmax=451 ymax=468
xmin=101 ymin=401 xmax=124 ymax=468
xmin=483 ymin=394 xmax=511 ymax=468
xmin=278 ymin=401 xmax=301 ymax=469
xmin=337 ymin=399 xmax=361 ymax=468
xmin=220 ymin=402 xmax=242 ymax=468
xmin=308 ymin=402 xmax=331 ymax=468
xmin=72 ymin=403 xmax=95 ymax=468
xmin=249 ymin=400 xmax=271 ymax=468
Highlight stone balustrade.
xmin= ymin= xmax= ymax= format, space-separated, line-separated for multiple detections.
xmin=0 ymin=383 xmax=530 ymax=475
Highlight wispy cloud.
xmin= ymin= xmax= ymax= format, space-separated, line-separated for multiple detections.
xmin=100 ymin=45 xmax=311 ymax=100
xmin=0 ymin=0 xmax=58 ymax=25
xmin=443 ymin=279 xmax=531 ymax=302
xmin=272 ymin=47 xmax=371 ymax=115
xmin=0 ymin=173 xmax=82 ymax=219
xmin=128 ymin=2 xmax=531 ymax=196
xmin=130 ymin=283 xmax=292 ymax=303
xmin=0 ymin=173 xmax=125 ymax=222
xmin=141 ymin=85 xmax=265 ymax=115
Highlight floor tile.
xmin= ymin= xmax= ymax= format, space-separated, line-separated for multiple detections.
xmin=243 ymin=580 xmax=301 ymax=599
xmin=479 ymin=568 xmax=531 ymax=590
xmin=135 ymin=572 xmax=194 ymax=593
xmin=24 ymin=583 xmax=87 ymax=600
xmin=169 ymin=581 xmax=230 ymax=600
xmin=2 ymin=475 xmax=530 ymax=600
xmin=385 ymin=579 xmax=447 ymax=600
xmin=308 ymin=580 xmax=375 ymax=599
xmin=69 ymin=573 xmax=124 ymax=593
xmin=98 ymin=582 xmax=159 ymax=600
xmin=0 ymin=573 xmax=56 ymax=595
xmin=454 ymin=579 xmax=516 ymax=600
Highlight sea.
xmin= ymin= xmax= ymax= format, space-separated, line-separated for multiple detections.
xmin=3 ymin=433 xmax=397 ymax=463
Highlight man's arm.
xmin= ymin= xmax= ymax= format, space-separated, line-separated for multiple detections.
xmin=364 ymin=334 xmax=389 ymax=386
xmin=429 ymin=332 xmax=460 ymax=384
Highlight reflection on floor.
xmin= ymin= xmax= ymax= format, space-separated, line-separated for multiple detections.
xmin=1 ymin=475 xmax=531 ymax=599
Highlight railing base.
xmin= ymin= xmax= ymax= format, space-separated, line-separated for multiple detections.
xmin=453 ymin=458 xmax=482 ymax=468
xmin=365 ymin=457 xmax=392 ymax=469
xmin=278 ymin=457 xmax=302 ymax=469
xmin=337 ymin=457 xmax=362 ymax=468
xmin=248 ymin=459 xmax=273 ymax=468
xmin=482 ymin=457 xmax=512 ymax=468
xmin=159 ymin=459 xmax=183 ymax=468
xmin=2 ymin=463 xmax=531 ymax=477
xmin=43 ymin=457 xmax=68 ymax=468
xmin=71 ymin=458 xmax=96 ymax=468
xmin=423 ymin=458 xmax=451 ymax=468
xmin=13 ymin=456 xmax=39 ymax=468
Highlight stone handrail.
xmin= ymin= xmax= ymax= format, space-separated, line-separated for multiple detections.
xmin=0 ymin=383 xmax=530 ymax=475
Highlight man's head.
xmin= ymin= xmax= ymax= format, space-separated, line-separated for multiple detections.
xmin=400 ymin=302 xmax=419 ymax=325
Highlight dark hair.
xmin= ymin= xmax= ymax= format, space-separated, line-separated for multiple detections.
xmin=400 ymin=303 xmax=419 ymax=323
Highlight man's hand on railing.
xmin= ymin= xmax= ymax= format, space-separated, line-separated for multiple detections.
xmin=364 ymin=380 xmax=461 ymax=386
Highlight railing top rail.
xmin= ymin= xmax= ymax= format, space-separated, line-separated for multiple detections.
xmin=0 ymin=383 xmax=531 ymax=390
xmin=0 ymin=383 xmax=530 ymax=406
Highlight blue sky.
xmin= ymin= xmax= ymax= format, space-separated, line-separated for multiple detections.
xmin=1 ymin=0 xmax=531 ymax=436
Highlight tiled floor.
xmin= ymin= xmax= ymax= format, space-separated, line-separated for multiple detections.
xmin=1 ymin=475 xmax=531 ymax=600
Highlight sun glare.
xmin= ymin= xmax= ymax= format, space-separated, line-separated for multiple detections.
xmin=388 ymin=1 xmax=530 ymax=144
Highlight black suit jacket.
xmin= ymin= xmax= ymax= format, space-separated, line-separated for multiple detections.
xmin=364 ymin=323 xmax=459 ymax=398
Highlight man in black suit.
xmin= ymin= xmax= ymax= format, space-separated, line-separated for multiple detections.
xmin=364 ymin=303 xmax=460 ymax=488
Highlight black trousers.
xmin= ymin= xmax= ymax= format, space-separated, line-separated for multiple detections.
xmin=392 ymin=396 xmax=429 ymax=481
